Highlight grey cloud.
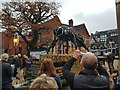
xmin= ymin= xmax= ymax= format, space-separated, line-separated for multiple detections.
xmin=73 ymin=8 xmax=117 ymax=34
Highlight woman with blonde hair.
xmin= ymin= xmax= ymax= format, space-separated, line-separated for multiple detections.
xmin=38 ymin=58 xmax=62 ymax=90
xmin=30 ymin=74 xmax=58 ymax=90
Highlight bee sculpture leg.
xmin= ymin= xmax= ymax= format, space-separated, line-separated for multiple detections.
xmin=47 ymin=37 xmax=58 ymax=54
xmin=58 ymin=39 xmax=61 ymax=54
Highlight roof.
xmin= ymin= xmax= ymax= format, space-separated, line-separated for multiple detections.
xmin=95 ymin=29 xmax=118 ymax=35
xmin=61 ymin=23 xmax=90 ymax=37
xmin=36 ymin=15 xmax=62 ymax=30
xmin=95 ymin=30 xmax=108 ymax=35
xmin=73 ymin=23 xmax=90 ymax=36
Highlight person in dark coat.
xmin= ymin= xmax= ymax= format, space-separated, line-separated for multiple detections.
xmin=8 ymin=55 xmax=19 ymax=77
xmin=62 ymin=50 xmax=110 ymax=90
xmin=0 ymin=53 xmax=13 ymax=90
xmin=13 ymin=55 xmax=19 ymax=77
xmin=106 ymin=51 xmax=115 ymax=74
xmin=8 ymin=55 xmax=14 ymax=65
xmin=17 ymin=53 xmax=23 ymax=69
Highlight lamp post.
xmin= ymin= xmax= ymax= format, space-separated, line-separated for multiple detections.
xmin=13 ymin=36 xmax=18 ymax=55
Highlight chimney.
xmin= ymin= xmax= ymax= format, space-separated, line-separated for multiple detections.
xmin=54 ymin=15 xmax=58 ymax=19
xmin=69 ymin=19 xmax=73 ymax=27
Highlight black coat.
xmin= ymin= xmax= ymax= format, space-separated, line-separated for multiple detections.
xmin=106 ymin=54 xmax=115 ymax=63
xmin=1 ymin=60 xmax=13 ymax=89
xmin=73 ymin=70 xmax=109 ymax=89
xmin=62 ymin=58 xmax=110 ymax=90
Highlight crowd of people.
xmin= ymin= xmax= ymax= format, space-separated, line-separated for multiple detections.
xmin=0 ymin=50 xmax=119 ymax=90
xmin=0 ymin=53 xmax=34 ymax=90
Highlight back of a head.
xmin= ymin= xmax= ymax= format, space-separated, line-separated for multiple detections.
xmin=39 ymin=58 xmax=56 ymax=77
xmin=1 ymin=53 xmax=9 ymax=61
xmin=23 ymin=55 xmax=28 ymax=59
xmin=81 ymin=52 xmax=98 ymax=70
xmin=18 ymin=53 xmax=21 ymax=57
xmin=30 ymin=74 xmax=58 ymax=90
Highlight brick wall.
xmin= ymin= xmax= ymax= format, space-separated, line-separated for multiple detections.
xmin=1 ymin=16 xmax=91 ymax=55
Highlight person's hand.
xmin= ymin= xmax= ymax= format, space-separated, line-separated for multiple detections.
xmin=111 ymin=73 xmax=117 ymax=78
xmin=73 ymin=50 xmax=82 ymax=60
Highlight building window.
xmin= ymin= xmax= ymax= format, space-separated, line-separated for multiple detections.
xmin=100 ymin=35 xmax=107 ymax=38
xmin=100 ymin=38 xmax=106 ymax=42
xmin=100 ymin=35 xmax=107 ymax=42
xmin=110 ymin=33 xmax=118 ymax=36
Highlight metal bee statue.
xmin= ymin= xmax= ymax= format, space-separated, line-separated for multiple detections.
xmin=47 ymin=25 xmax=89 ymax=54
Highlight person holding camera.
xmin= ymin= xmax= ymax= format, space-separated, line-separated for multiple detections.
xmin=62 ymin=50 xmax=110 ymax=90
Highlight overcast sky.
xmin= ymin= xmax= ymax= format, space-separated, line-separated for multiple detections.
xmin=0 ymin=0 xmax=119 ymax=34
xmin=57 ymin=0 xmax=118 ymax=34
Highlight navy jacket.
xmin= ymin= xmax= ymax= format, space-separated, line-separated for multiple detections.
xmin=106 ymin=54 xmax=115 ymax=63
xmin=62 ymin=57 xmax=110 ymax=90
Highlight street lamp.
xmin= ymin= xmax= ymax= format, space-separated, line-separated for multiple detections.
xmin=13 ymin=38 xmax=18 ymax=46
xmin=13 ymin=34 xmax=19 ymax=54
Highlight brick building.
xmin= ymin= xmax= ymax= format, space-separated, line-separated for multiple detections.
xmin=1 ymin=16 xmax=90 ymax=55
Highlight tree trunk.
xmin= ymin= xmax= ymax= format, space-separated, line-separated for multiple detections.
xmin=16 ymin=30 xmax=39 ymax=57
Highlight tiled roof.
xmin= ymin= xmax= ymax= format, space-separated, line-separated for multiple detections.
xmin=73 ymin=23 xmax=90 ymax=36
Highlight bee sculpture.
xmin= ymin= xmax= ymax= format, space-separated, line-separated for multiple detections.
xmin=47 ymin=25 xmax=89 ymax=54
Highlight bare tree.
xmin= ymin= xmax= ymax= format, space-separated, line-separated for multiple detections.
xmin=0 ymin=1 xmax=61 ymax=55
